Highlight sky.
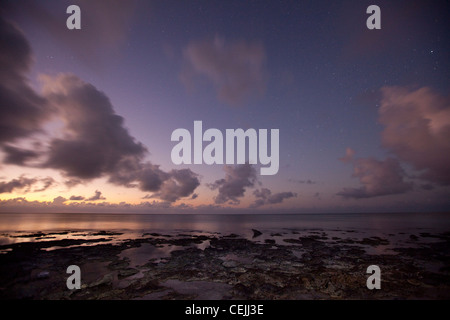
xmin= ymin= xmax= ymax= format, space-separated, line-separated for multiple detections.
xmin=0 ymin=0 xmax=449 ymax=214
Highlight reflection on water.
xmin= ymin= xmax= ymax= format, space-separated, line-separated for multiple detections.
xmin=119 ymin=243 xmax=183 ymax=266
xmin=0 ymin=212 xmax=449 ymax=257
xmin=1 ymin=212 xmax=449 ymax=234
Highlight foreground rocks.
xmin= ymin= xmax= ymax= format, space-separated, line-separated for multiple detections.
xmin=0 ymin=229 xmax=449 ymax=299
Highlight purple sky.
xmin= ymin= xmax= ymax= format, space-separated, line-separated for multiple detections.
xmin=0 ymin=0 xmax=449 ymax=213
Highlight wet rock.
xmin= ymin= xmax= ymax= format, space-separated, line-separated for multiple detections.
xmin=118 ymin=268 xmax=139 ymax=278
xmin=252 ymin=229 xmax=262 ymax=238
xmin=283 ymin=238 xmax=302 ymax=244
xmin=89 ymin=273 xmax=114 ymax=288
xmin=36 ymin=271 xmax=50 ymax=279
xmin=222 ymin=260 xmax=238 ymax=268
xmin=1 ymin=228 xmax=449 ymax=300
xmin=108 ymin=259 xmax=129 ymax=270
xmin=11 ymin=232 xmax=45 ymax=238
xmin=359 ymin=237 xmax=389 ymax=246
xmin=223 ymin=233 xmax=240 ymax=238
xmin=92 ymin=231 xmax=123 ymax=236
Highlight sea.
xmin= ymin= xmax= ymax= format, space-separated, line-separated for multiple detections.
xmin=0 ymin=212 xmax=449 ymax=233
xmin=1 ymin=212 xmax=449 ymax=251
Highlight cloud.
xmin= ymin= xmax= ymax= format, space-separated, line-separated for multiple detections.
xmin=40 ymin=73 xmax=147 ymax=179
xmin=0 ymin=196 xmax=197 ymax=213
xmin=1 ymin=145 xmax=40 ymax=165
xmin=34 ymin=74 xmax=200 ymax=202
xmin=339 ymin=147 xmax=355 ymax=164
xmin=87 ymin=190 xmax=106 ymax=201
xmin=0 ymin=176 xmax=37 ymax=193
xmin=33 ymin=177 xmax=56 ymax=192
xmin=140 ymin=169 xmax=200 ymax=203
xmin=251 ymin=188 xmax=297 ymax=208
xmin=209 ymin=163 xmax=257 ymax=204
xmin=338 ymin=156 xmax=413 ymax=199
xmin=39 ymin=74 xmax=200 ymax=202
xmin=181 ymin=35 xmax=267 ymax=105
xmin=52 ymin=196 xmax=67 ymax=205
xmin=65 ymin=178 xmax=83 ymax=188
xmin=69 ymin=195 xmax=85 ymax=201
xmin=0 ymin=16 xmax=50 ymax=145
xmin=379 ymin=86 xmax=450 ymax=185
xmin=288 ymin=179 xmax=316 ymax=185
xmin=0 ymin=176 xmax=55 ymax=193
xmin=155 ymin=169 xmax=200 ymax=203
xmin=3 ymin=0 xmax=138 ymax=69
xmin=0 ymin=17 xmax=200 ymax=203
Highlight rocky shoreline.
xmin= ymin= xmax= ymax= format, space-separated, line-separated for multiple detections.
xmin=0 ymin=229 xmax=449 ymax=299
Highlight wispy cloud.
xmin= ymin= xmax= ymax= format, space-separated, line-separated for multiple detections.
xmin=0 ymin=176 xmax=55 ymax=194
xmin=251 ymin=188 xmax=297 ymax=208
xmin=181 ymin=35 xmax=267 ymax=105
xmin=3 ymin=0 xmax=138 ymax=68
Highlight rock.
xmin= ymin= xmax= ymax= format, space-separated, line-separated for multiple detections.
xmin=118 ymin=268 xmax=139 ymax=278
xmin=89 ymin=273 xmax=114 ymax=287
xmin=252 ymin=229 xmax=262 ymax=238
xmin=37 ymin=271 xmax=50 ymax=279
xmin=108 ymin=259 xmax=129 ymax=270
xmin=222 ymin=260 xmax=238 ymax=268
xmin=231 ymin=267 xmax=247 ymax=273
xmin=284 ymin=238 xmax=302 ymax=244
xmin=224 ymin=233 xmax=240 ymax=238
xmin=92 ymin=231 xmax=123 ymax=236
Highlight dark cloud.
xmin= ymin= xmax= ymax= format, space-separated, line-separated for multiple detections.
xmin=33 ymin=177 xmax=56 ymax=192
xmin=288 ymin=179 xmax=316 ymax=185
xmin=40 ymin=74 xmax=147 ymax=179
xmin=2 ymin=145 xmax=40 ymax=165
xmin=338 ymin=156 xmax=413 ymax=199
xmin=156 ymin=169 xmax=200 ymax=203
xmin=0 ymin=17 xmax=199 ymax=203
xmin=209 ymin=164 xmax=257 ymax=204
xmin=0 ymin=176 xmax=37 ymax=193
xmin=141 ymin=169 xmax=200 ymax=203
xmin=87 ymin=190 xmax=105 ymax=201
xmin=251 ymin=188 xmax=297 ymax=208
xmin=181 ymin=36 xmax=267 ymax=105
xmin=69 ymin=195 xmax=85 ymax=201
xmin=37 ymin=74 xmax=200 ymax=202
xmin=0 ymin=16 xmax=49 ymax=145
xmin=64 ymin=178 xmax=83 ymax=188
xmin=421 ymin=184 xmax=434 ymax=191
xmin=379 ymin=86 xmax=450 ymax=185
xmin=0 ymin=175 xmax=55 ymax=193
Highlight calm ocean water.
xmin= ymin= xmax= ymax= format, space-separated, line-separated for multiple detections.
xmin=1 ymin=212 xmax=449 ymax=235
